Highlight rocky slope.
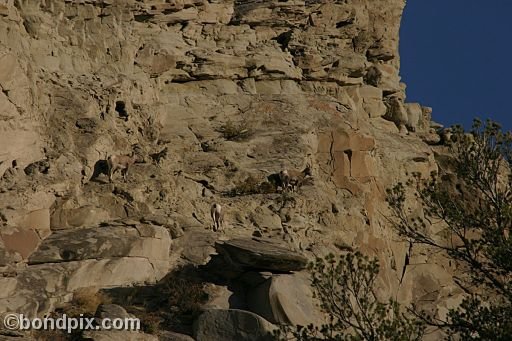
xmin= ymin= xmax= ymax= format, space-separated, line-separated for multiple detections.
xmin=0 ymin=0 xmax=459 ymax=339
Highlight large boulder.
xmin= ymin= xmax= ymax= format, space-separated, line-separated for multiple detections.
xmin=0 ymin=223 xmax=171 ymax=316
xmin=28 ymin=224 xmax=170 ymax=264
xmin=215 ymin=238 xmax=307 ymax=272
xmin=82 ymin=330 xmax=158 ymax=341
xmin=1 ymin=257 xmax=165 ymax=316
xmin=194 ymin=309 xmax=275 ymax=341
xmin=247 ymin=272 xmax=323 ymax=326
xmin=95 ymin=304 xmax=134 ymax=320
xmin=173 ymin=228 xmax=217 ymax=265
xmin=158 ymin=331 xmax=195 ymax=341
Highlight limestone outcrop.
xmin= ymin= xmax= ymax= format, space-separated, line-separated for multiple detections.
xmin=193 ymin=309 xmax=276 ymax=341
xmin=0 ymin=0 xmax=460 ymax=340
xmin=215 ymin=238 xmax=308 ymax=272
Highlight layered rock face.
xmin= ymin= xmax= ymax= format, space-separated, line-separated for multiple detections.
xmin=0 ymin=0 xmax=458 ymax=339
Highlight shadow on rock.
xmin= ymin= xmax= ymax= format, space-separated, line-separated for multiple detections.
xmin=104 ymin=264 xmax=208 ymax=336
xmin=89 ymin=159 xmax=109 ymax=183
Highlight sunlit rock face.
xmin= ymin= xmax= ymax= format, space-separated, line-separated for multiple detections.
xmin=0 ymin=1 xmax=456 ymax=340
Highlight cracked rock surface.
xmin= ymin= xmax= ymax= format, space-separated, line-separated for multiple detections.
xmin=0 ymin=1 xmax=457 ymax=340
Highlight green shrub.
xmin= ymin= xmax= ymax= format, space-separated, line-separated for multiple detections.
xmin=386 ymin=119 xmax=512 ymax=339
xmin=275 ymin=252 xmax=425 ymax=340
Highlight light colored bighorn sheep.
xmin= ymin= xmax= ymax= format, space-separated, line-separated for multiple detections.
xmin=279 ymin=164 xmax=313 ymax=192
xmin=439 ymin=129 xmax=475 ymax=146
xmin=440 ymin=128 xmax=453 ymax=145
xmin=464 ymin=132 xmax=475 ymax=144
xmin=279 ymin=169 xmax=290 ymax=191
xmin=210 ymin=203 xmax=224 ymax=231
xmin=107 ymin=153 xmax=138 ymax=182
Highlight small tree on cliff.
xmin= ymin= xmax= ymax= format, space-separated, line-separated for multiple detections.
xmin=275 ymin=251 xmax=425 ymax=341
xmin=386 ymin=119 xmax=512 ymax=339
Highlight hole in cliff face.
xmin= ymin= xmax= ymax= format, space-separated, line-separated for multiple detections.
xmin=331 ymin=203 xmax=339 ymax=214
xmin=115 ymin=101 xmax=128 ymax=121
xmin=60 ymin=250 xmax=77 ymax=261
xmin=336 ymin=19 xmax=353 ymax=28
xmin=134 ymin=14 xmax=154 ymax=22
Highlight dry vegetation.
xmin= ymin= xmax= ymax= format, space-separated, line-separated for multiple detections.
xmin=64 ymin=287 xmax=112 ymax=317
xmin=218 ymin=119 xmax=253 ymax=141
xmin=101 ymin=268 xmax=209 ymax=335
xmin=31 ymin=288 xmax=111 ymax=341
xmin=227 ymin=174 xmax=276 ymax=196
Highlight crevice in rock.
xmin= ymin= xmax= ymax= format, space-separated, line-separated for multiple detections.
xmin=336 ymin=19 xmax=353 ymax=28
xmin=344 ymin=150 xmax=353 ymax=176
xmin=187 ymin=125 xmax=202 ymax=143
xmin=328 ymin=131 xmax=335 ymax=168
xmin=182 ymin=172 xmax=217 ymax=192
xmin=134 ymin=14 xmax=155 ymax=23
xmin=399 ymin=242 xmax=412 ymax=285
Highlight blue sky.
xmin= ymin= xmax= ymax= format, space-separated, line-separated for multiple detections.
xmin=400 ymin=1 xmax=512 ymax=132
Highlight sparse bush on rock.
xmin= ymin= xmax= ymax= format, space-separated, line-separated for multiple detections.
xmin=63 ymin=287 xmax=112 ymax=318
xmin=227 ymin=174 xmax=276 ymax=196
xmin=387 ymin=119 xmax=512 ymax=339
xmin=275 ymin=251 xmax=425 ymax=341
xmin=219 ymin=120 xmax=253 ymax=141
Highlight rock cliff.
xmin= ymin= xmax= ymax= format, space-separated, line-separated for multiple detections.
xmin=0 ymin=0 xmax=458 ymax=339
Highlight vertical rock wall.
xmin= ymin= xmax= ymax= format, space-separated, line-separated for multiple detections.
xmin=0 ymin=0 xmax=458 ymax=335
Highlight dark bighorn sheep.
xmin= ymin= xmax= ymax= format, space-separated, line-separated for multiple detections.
xmin=107 ymin=152 xmax=138 ymax=182
xmin=279 ymin=163 xmax=313 ymax=192
xmin=210 ymin=203 xmax=224 ymax=231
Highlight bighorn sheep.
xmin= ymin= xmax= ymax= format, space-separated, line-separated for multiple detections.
xmin=439 ymin=129 xmax=476 ymax=146
xmin=279 ymin=170 xmax=290 ymax=191
xmin=279 ymin=164 xmax=313 ymax=192
xmin=440 ymin=128 xmax=453 ymax=145
xmin=210 ymin=203 xmax=224 ymax=231
xmin=107 ymin=153 xmax=138 ymax=182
